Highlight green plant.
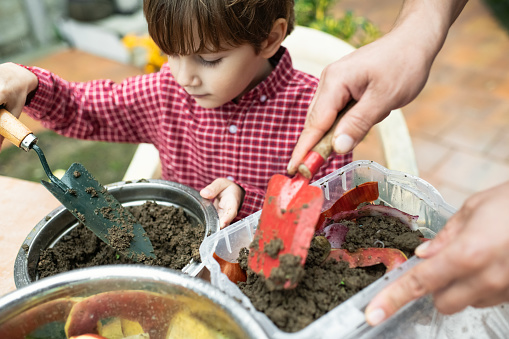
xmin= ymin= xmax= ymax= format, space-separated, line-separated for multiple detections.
xmin=483 ymin=0 xmax=509 ymax=32
xmin=295 ymin=0 xmax=381 ymax=47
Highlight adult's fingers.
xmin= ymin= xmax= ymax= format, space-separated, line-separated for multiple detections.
xmin=432 ymin=249 xmax=509 ymax=313
xmin=431 ymin=272 xmax=487 ymax=314
xmin=365 ymin=242 xmax=469 ymax=326
xmin=415 ymin=210 xmax=465 ymax=258
xmin=330 ymin=96 xmax=390 ymax=154
xmin=288 ymin=78 xmax=350 ymax=174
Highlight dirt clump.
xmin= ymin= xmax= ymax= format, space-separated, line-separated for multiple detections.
xmin=37 ymin=201 xmax=205 ymax=279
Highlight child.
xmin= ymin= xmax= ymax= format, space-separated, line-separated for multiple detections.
xmin=0 ymin=0 xmax=352 ymax=228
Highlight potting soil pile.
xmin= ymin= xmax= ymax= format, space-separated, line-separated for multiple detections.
xmin=238 ymin=212 xmax=423 ymax=333
xmin=37 ymin=201 xmax=205 ymax=278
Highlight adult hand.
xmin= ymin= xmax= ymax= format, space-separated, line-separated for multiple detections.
xmin=287 ymin=0 xmax=469 ymax=174
xmin=365 ymin=181 xmax=509 ymax=326
xmin=0 ymin=62 xmax=38 ymax=150
xmin=200 ymin=178 xmax=245 ymax=229
xmin=287 ymin=27 xmax=431 ymax=174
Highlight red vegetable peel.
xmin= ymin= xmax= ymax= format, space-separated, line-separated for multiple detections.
xmin=316 ymin=182 xmax=379 ymax=232
xmin=328 ymin=248 xmax=408 ymax=272
xmin=213 ymin=252 xmax=247 ymax=284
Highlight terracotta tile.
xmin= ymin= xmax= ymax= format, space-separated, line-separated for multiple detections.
xmin=440 ymin=117 xmax=501 ymax=153
xmin=488 ymin=54 xmax=509 ymax=74
xmin=493 ymin=77 xmax=509 ymax=99
xmin=404 ymin=101 xmax=459 ymax=138
xmin=426 ymin=64 xmax=466 ymax=88
xmin=411 ymin=135 xmax=451 ymax=174
xmin=487 ymin=127 xmax=509 ymax=162
xmin=429 ymin=184 xmax=470 ymax=210
xmin=430 ymin=150 xmax=509 ymax=193
xmin=486 ymin=103 xmax=509 ymax=126
xmin=454 ymin=70 xmax=508 ymax=99
xmin=404 ymin=85 xmax=456 ymax=112
xmin=436 ymin=90 xmax=500 ymax=120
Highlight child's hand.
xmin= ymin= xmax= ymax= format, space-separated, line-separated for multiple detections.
xmin=200 ymin=178 xmax=245 ymax=229
xmin=0 ymin=63 xmax=38 ymax=150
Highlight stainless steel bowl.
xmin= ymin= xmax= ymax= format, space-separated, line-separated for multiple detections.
xmin=14 ymin=179 xmax=219 ymax=288
xmin=0 ymin=265 xmax=268 ymax=338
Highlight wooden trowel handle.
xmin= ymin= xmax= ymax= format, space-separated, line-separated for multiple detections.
xmin=298 ymin=100 xmax=356 ymax=179
xmin=0 ymin=108 xmax=36 ymax=151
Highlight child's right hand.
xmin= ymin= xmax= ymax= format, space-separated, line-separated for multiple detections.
xmin=200 ymin=178 xmax=245 ymax=229
xmin=0 ymin=62 xmax=39 ymax=149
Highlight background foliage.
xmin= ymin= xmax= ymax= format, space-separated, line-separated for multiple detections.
xmin=483 ymin=0 xmax=509 ymax=31
xmin=295 ymin=0 xmax=381 ymax=47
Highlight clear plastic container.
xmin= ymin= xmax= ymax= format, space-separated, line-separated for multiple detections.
xmin=199 ymin=160 xmax=509 ymax=338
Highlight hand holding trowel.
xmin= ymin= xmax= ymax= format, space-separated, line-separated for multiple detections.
xmin=248 ymin=100 xmax=356 ymax=290
xmin=0 ymin=108 xmax=155 ymax=260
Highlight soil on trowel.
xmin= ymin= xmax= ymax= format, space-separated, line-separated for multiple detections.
xmin=37 ymin=201 xmax=205 ymax=279
xmin=238 ymin=212 xmax=423 ymax=333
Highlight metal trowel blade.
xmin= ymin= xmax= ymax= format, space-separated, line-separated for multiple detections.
xmin=41 ymin=163 xmax=155 ymax=260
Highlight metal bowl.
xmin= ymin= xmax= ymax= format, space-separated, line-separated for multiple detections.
xmin=0 ymin=265 xmax=268 ymax=338
xmin=14 ymin=179 xmax=219 ymax=288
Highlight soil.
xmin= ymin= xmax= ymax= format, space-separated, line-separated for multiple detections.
xmin=37 ymin=201 xmax=205 ymax=279
xmin=238 ymin=212 xmax=423 ymax=333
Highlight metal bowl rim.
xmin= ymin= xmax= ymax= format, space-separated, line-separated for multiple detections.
xmin=14 ymin=179 xmax=220 ymax=287
xmin=1 ymin=265 xmax=268 ymax=339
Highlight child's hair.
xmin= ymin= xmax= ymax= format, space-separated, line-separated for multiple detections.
xmin=143 ymin=0 xmax=295 ymax=55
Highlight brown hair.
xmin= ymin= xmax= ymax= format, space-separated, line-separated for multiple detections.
xmin=143 ymin=0 xmax=294 ymax=55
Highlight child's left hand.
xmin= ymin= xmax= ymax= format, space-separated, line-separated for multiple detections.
xmin=200 ymin=178 xmax=245 ymax=229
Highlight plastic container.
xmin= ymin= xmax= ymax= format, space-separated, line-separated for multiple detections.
xmin=15 ymin=179 xmax=219 ymax=287
xmin=200 ymin=160 xmax=509 ymax=338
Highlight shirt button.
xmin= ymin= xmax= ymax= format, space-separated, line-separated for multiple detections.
xmin=226 ymin=176 xmax=235 ymax=181
xmin=229 ymin=125 xmax=238 ymax=134
xmin=260 ymin=95 xmax=267 ymax=102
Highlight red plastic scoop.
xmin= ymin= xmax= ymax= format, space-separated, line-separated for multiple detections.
xmin=248 ymin=101 xmax=356 ymax=289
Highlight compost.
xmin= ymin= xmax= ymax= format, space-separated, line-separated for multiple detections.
xmin=37 ymin=201 xmax=205 ymax=279
xmin=238 ymin=212 xmax=423 ymax=333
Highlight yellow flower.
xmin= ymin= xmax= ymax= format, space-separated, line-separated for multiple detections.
xmin=122 ymin=34 xmax=166 ymax=73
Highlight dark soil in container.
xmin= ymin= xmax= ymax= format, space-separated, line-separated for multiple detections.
xmin=37 ymin=201 xmax=205 ymax=279
xmin=238 ymin=213 xmax=423 ymax=333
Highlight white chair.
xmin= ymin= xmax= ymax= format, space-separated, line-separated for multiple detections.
xmin=123 ymin=26 xmax=418 ymax=181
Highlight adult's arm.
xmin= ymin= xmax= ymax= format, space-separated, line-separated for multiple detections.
xmin=287 ymin=0 xmax=468 ymax=174
xmin=365 ymin=181 xmax=509 ymax=325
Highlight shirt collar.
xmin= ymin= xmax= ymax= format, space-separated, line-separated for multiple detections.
xmin=235 ymin=46 xmax=294 ymax=105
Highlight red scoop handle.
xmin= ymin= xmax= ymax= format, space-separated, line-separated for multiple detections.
xmin=298 ymin=100 xmax=356 ymax=179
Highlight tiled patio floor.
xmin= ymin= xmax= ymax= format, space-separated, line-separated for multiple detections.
xmin=342 ymin=0 xmax=509 ymax=209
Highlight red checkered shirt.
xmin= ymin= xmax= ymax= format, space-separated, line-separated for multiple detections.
xmin=23 ymin=47 xmax=352 ymax=221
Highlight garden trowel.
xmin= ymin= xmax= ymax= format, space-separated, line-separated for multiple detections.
xmin=0 ymin=108 xmax=155 ymax=260
xmin=248 ymin=101 xmax=356 ymax=289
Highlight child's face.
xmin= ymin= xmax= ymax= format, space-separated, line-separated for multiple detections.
xmin=167 ymin=44 xmax=272 ymax=108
